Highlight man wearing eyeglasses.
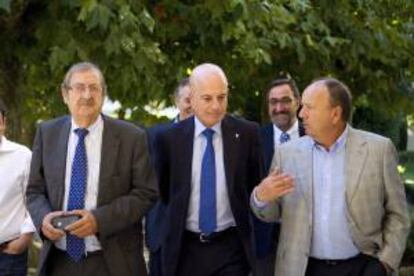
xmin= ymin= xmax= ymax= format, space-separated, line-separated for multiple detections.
xmin=253 ymin=77 xmax=305 ymax=276
xmin=26 ymin=62 xmax=158 ymax=276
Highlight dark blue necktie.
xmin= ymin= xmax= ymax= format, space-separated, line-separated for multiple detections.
xmin=199 ymin=128 xmax=217 ymax=235
xmin=66 ymin=128 xmax=88 ymax=262
xmin=280 ymin=132 xmax=290 ymax=144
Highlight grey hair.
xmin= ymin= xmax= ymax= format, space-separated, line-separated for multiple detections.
xmin=61 ymin=62 xmax=107 ymax=95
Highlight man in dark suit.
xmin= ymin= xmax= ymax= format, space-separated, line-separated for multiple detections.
xmin=254 ymin=77 xmax=304 ymax=276
xmin=146 ymin=77 xmax=192 ymax=276
xmin=26 ymin=62 xmax=158 ymax=276
xmin=154 ymin=63 xmax=263 ymax=276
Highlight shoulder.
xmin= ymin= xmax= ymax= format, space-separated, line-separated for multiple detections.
xmin=38 ymin=115 xmax=70 ymax=130
xmin=260 ymin=123 xmax=273 ymax=135
xmin=224 ymin=114 xmax=260 ymax=131
xmin=279 ymin=135 xmax=313 ymax=154
xmin=2 ymin=139 xmax=31 ymax=157
xmin=348 ymin=127 xmax=392 ymax=147
xmin=103 ymin=115 xmax=145 ymax=136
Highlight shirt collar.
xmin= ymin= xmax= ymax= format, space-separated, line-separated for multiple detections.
xmin=70 ymin=114 xmax=103 ymax=135
xmin=273 ymin=119 xmax=299 ymax=137
xmin=194 ymin=116 xmax=222 ymax=138
xmin=314 ymin=124 xmax=349 ymax=153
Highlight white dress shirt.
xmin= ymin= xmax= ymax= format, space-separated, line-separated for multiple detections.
xmin=272 ymin=120 xmax=299 ymax=148
xmin=0 ymin=136 xmax=35 ymax=244
xmin=55 ymin=115 xmax=103 ymax=252
xmin=186 ymin=117 xmax=236 ymax=232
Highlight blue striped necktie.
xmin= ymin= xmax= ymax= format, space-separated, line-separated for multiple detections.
xmin=280 ymin=132 xmax=290 ymax=144
xmin=199 ymin=128 xmax=217 ymax=235
xmin=66 ymin=128 xmax=88 ymax=262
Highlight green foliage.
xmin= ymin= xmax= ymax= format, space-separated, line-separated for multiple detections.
xmin=0 ymin=0 xmax=413 ymax=144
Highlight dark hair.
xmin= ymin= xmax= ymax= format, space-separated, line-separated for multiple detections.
xmin=0 ymin=98 xmax=7 ymax=118
xmin=61 ymin=62 xmax=107 ymax=95
xmin=174 ymin=77 xmax=190 ymax=99
xmin=266 ymin=77 xmax=300 ymax=100
xmin=313 ymin=77 xmax=352 ymax=122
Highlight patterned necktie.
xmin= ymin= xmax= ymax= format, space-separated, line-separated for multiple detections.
xmin=66 ymin=128 xmax=88 ymax=262
xmin=199 ymin=128 xmax=217 ymax=235
xmin=280 ymin=132 xmax=290 ymax=144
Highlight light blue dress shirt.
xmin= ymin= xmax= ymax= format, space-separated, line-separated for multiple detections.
xmin=310 ymin=126 xmax=359 ymax=259
xmin=186 ymin=117 xmax=236 ymax=232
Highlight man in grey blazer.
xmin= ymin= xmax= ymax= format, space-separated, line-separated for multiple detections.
xmin=26 ymin=62 xmax=158 ymax=276
xmin=251 ymin=78 xmax=410 ymax=276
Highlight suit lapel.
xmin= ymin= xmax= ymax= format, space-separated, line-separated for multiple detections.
xmin=98 ymin=116 xmax=120 ymax=205
xmin=180 ymin=119 xmax=194 ymax=196
xmin=221 ymin=116 xmax=239 ymax=195
xmin=56 ymin=118 xmax=71 ymax=207
xmin=345 ymin=128 xmax=368 ymax=203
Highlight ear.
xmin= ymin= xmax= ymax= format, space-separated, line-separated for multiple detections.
xmin=62 ymin=89 xmax=68 ymax=104
xmin=331 ymin=106 xmax=343 ymax=124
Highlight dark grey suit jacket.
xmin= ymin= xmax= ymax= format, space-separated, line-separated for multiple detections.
xmin=26 ymin=115 xmax=158 ymax=276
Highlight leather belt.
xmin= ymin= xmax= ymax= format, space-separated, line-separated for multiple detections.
xmin=185 ymin=227 xmax=237 ymax=243
xmin=309 ymin=253 xmax=361 ymax=266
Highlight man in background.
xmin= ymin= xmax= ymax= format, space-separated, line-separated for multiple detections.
xmin=27 ymin=62 xmax=158 ymax=276
xmin=254 ymin=77 xmax=304 ymax=276
xmin=0 ymin=98 xmax=35 ymax=276
xmin=172 ymin=77 xmax=192 ymax=122
xmin=146 ymin=77 xmax=193 ymax=276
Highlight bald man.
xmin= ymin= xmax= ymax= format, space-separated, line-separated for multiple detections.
xmin=154 ymin=63 xmax=264 ymax=276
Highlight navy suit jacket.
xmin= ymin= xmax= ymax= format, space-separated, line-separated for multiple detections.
xmin=154 ymin=115 xmax=264 ymax=276
xmin=254 ymin=122 xmax=305 ymax=258
xmin=145 ymin=122 xmax=173 ymax=252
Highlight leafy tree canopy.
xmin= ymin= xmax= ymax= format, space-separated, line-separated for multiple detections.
xmin=0 ymin=0 xmax=413 ymax=144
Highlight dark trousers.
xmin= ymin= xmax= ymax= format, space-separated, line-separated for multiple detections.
xmin=0 ymin=251 xmax=28 ymax=276
xmin=46 ymin=247 xmax=110 ymax=276
xmin=305 ymin=254 xmax=388 ymax=276
xmin=149 ymin=249 xmax=162 ymax=276
xmin=177 ymin=228 xmax=250 ymax=276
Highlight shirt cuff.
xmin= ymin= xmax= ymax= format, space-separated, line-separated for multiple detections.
xmin=252 ymin=187 xmax=269 ymax=209
xmin=20 ymin=213 xmax=36 ymax=234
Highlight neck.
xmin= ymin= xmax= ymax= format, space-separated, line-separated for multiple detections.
xmin=73 ymin=115 xmax=99 ymax=128
xmin=275 ymin=118 xmax=297 ymax=132
xmin=317 ymin=124 xmax=346 ymax=150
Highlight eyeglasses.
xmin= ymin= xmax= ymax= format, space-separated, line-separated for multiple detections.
xmin=67 ymin=83 xmax=102 ymax=94
xmin=269 ymin=97 xmax=294 ymax=106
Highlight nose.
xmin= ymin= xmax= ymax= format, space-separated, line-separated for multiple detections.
xmin=211 ymin=98 xmax=221 ymax=110
xmin=81 ymin=88 xmax=93 ymax=99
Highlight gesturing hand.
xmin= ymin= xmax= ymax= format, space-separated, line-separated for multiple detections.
xmin=256 ymin=168 xmax=294 ymax=203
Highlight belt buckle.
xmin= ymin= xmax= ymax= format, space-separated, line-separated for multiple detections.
xmin=326 ymin=260 xmax=338 ymax=265
xmin=199 ymin=233 xmax=210 ymax=243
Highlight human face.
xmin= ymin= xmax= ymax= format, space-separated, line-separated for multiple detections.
xmin=175 ymin=85 xmax=192 ymax=121
xmin=190 ymin=74 xmax=228 ymax=127
xmin=268 ymin=84 xmax=299 ymax=131
xmin=299 ymin=83 xmax=342 ymax=145
xmin=62 ymin=70 xmax=104 ymax=127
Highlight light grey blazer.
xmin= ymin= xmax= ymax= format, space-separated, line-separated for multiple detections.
xmin=251 ymin=126 xmax=410 ymax=276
